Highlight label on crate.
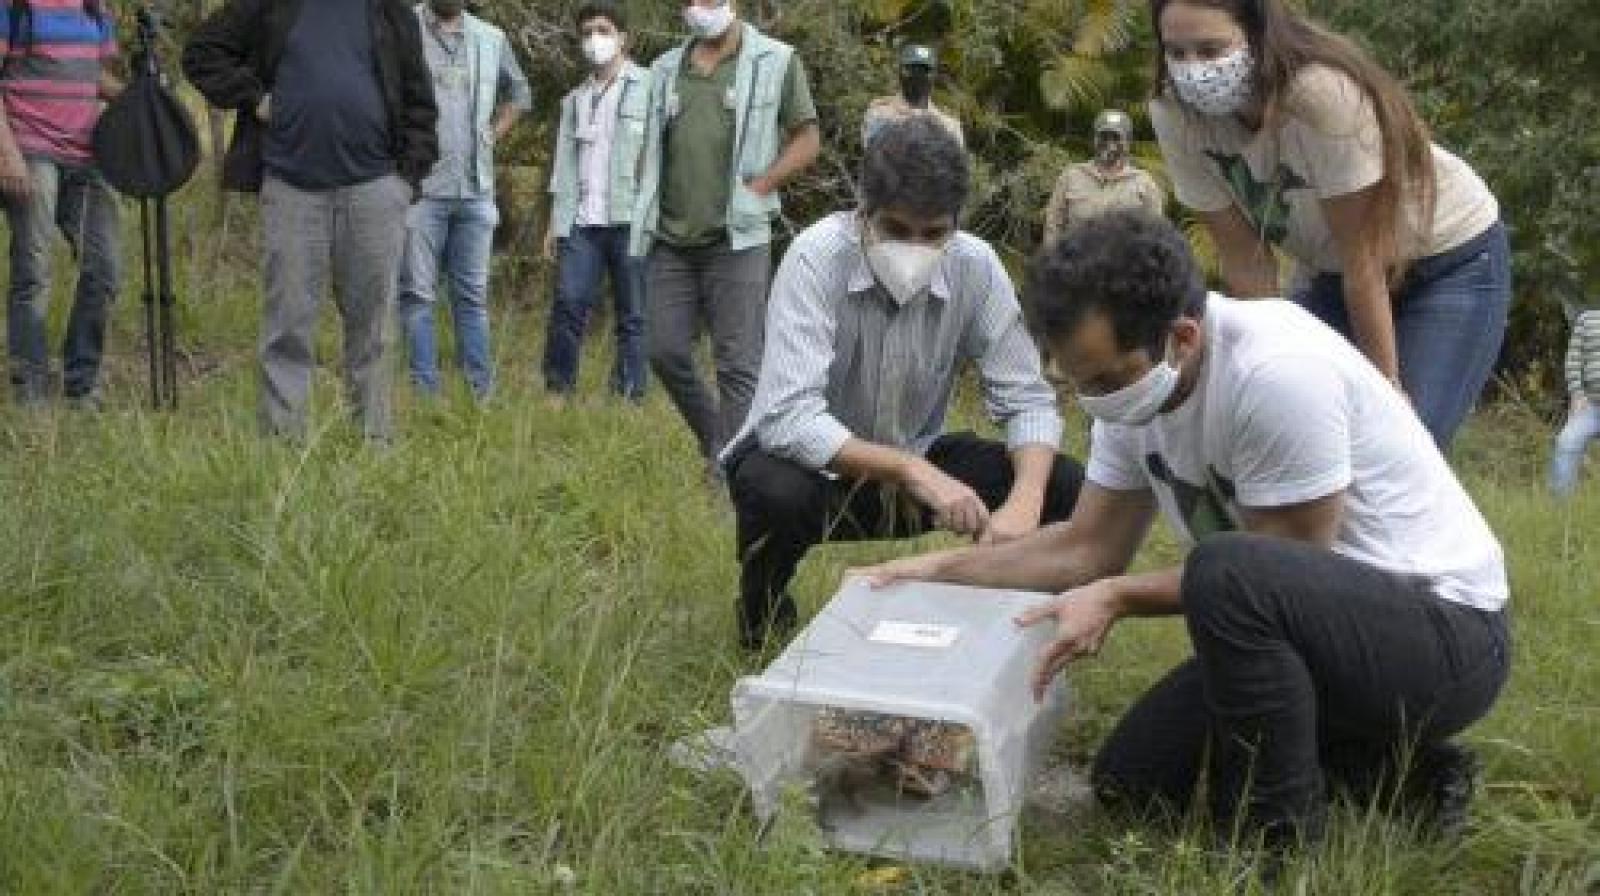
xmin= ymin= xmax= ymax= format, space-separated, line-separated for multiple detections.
xmin=868 ymin=620 xmax=960 ymax=649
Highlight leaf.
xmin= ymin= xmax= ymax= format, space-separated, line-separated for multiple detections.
xmin=855 ymin=865 xmax=912 ymax=891
xmin=1039 ymin=54 xmax=1120 ymax=112
xmin=1072 ymin=0 xmax=1139 ymax=56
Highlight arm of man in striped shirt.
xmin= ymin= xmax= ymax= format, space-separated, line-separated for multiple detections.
xmin=969 ymin=242 xmax=1065 ymax=542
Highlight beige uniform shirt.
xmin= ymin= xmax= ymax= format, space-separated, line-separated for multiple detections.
xmin=862 ymin=96 xmax=965 ymax=148
xmin=1043 ymin=161 xmax=1166 ymax=245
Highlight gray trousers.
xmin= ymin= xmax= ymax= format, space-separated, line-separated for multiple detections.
xmin=260 ymin=174 xmax=410 ymax=439
xmin=646 ymin=241 xmax=770 ymax=461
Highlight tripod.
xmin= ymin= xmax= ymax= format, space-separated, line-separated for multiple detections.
xmin=133 ymin=7 xmax=178 ymax=410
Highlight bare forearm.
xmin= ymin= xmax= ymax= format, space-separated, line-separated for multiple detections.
xmin=938 ymin=522 xmax=1099 ymax=593
xmin=1221 ymin=245 xmax=1280 ymax=298
xmin=492 ymin=104 xmax=520 ymax=141
xmin=0 ymin=109 xmax=22 ymax=163
xmin=1003 ymin=444 xmax=1054 ymax=517
xmin=1343 ymin=268 xmax=1400 ymax=381
xmin=829 ymin=437 xmax=913 ymax=485
xmin=753 ymin=123 xmax=820 ymax=193
xmin=1108 ymin=566 xmax=1184 ymax=617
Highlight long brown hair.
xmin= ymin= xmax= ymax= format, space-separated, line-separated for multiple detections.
xmin=1150 ymin=0 xmax=1435 ymax=283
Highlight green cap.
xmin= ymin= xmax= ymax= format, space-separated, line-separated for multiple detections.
xmin=900 ymin=44 xmax=937 ymax=69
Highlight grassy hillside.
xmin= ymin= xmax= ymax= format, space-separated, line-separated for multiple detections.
xmin=0 ymin=207 xmax=1596 ymax=893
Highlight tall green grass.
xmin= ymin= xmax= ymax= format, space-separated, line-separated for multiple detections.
xmin=0 ymin=208 xmax=1596 ymax=892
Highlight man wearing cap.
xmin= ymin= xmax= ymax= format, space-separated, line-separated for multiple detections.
xmin=862 ymin=44 xmax=963 ymax=149
xmin=1042 ymin=109 xmax=1164 ymax=246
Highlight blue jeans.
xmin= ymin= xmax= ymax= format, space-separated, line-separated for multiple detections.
xmin=3 ymin=158 xmax=122 ymax=404
xmin=1549 ymin=400 xmax=1600 ymax=497
xmin=1296 ymin=221 xmax=1511 ymax=451
xmin=542 ymin=225 xmax=647 ymax=400
xmin=397 ymin=196 xmax=498 ymax=399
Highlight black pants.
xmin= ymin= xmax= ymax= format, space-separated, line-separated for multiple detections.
xmin=729 ymin=433 xmax=1084 ymax=625
xmin=1092 ymin=533 xmax=1511 ymax=841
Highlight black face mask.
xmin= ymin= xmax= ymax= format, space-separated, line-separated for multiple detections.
xmin=1095 ymin=137 xmax=1128 ymax=167
xmin=430 ymin=0 xmax=466 ymax=18
xmin=900 ymin=69 xmax=933 ymax=107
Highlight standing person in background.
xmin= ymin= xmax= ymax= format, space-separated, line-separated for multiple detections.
xmin=860 ymin=44 xmax=963 ymax=149
xmin=1147 ymin=0 xmax=1510 ymax=451
xmin=631 ymin=0 xmax=821 ymax=486
xmin=183 ymin=0 xmax=438 ymax=441
xmin=1042 ymin=109 xmax=1165 ymax=247
xmin=397 ymin=0 xmax=529 ymax=404
xmin=1550 ymin=304 xmax=1600 ymax=498
xmin=541 ymin=0 xmax=650 ymax=406
xmin=1 ymin=0 xmax=122 ymax=409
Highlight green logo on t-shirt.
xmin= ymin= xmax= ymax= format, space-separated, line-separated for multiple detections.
xmin=1146 ymin=453 xmax=1239 ymax=540
xmin=1205 ymin=151 xmax=1307 ymax=246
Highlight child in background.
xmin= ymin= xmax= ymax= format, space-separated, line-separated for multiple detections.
xmin=1550 ymin=306 xmax=1600 ymax=497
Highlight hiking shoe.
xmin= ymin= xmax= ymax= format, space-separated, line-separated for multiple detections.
xmin=1408 ymin=741 xmax=1479 ymax=842
xmin=736 ymin=593 xmax=799 ymax=652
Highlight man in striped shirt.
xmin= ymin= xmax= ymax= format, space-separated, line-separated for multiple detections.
xmin=721 ymin=117 xmax=1084 ymax=650
xmin=0 ymin=0 xmax=122 ymax=408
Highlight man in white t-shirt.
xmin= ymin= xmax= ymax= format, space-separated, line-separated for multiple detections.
xmin=855 ymin=210 xmax=1510 ymax=848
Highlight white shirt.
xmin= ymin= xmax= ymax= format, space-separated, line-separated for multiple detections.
xmin=575 ymin=73 xmax=625 ymax=228
xmin=1086 ymin=296 xmax=1508 ymax=611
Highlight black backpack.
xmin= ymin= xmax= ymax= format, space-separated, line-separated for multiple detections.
xmin=91 ymin=13 xmax=199 ymax=199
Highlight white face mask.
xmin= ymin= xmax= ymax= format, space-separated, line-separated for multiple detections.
xmin=1077 ymin=337 xmax=1181 ymax=426
xmin=582 ymin=34 xmax=620 ymax=68
xmin=865 ymin=225 xmax=947 ymax=306
xmin=683 ymin=2 xmax=735 ymax=40
xmin=1169 ymin=46 xmax=1256 ymax=118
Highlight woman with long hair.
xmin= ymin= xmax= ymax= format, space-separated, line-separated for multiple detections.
xmin=1147 ymin=0 xmax=1509 ymax=451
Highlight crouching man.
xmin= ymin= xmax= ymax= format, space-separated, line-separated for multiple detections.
xmin=723 ymin=117 xmax=1084 ymax=650
xmin=856 ymin=210 xmax=1510 ymax=848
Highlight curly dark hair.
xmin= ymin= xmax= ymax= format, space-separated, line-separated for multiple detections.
xmin=858 ymin=116 xmax=970 ymax=219
xmin=576 ymin=0 xmax=626 ymax=32
xmin=1026 ymin=210 xmax=1207 ymax=358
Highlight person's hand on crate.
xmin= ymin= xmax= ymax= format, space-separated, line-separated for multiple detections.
xmin=847 ymin=548 xmax=960 ymax=589
xmin=1015 ymin=578 xmax=1122 ymax=702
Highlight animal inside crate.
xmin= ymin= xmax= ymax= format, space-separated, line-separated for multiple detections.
xmin=732 ymin=579 xmax=1069 ymax=872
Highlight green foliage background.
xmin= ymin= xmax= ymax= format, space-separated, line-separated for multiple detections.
xmin=134 ymin=0 xmax=1597 ymax=386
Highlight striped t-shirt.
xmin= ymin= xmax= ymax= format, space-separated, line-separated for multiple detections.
xmin=0 ymin=1 xmax=117 ymax=164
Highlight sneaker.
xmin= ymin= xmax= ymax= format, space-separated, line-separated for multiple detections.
xmin=736 ymin=593 xmax=799 ymax=652
xmin=1407 ymin=741 xmax=1478 ymax=842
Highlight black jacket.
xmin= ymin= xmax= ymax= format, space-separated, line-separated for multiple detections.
xmin=181 ymin=0 xmax=438 ymax=192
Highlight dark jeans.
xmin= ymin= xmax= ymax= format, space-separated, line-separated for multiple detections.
xmin=647 ymin=241 xmax=770 ymax=461
xmin=3 ymin=158 xmax=122 ymax=403
xmin=543 ymin=225 xmax=647 ymax=400
xmin=1296 ymin=221 xmax=1511 ymax=452
xmin=1092 ymin=533 xmax=1510 ymax=842
xmin=729 ymin=433 xmax=1085 ymax=628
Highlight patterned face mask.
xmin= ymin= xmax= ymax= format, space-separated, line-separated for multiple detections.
xmin=1169 ymin=46 xmax=1256 ymax=118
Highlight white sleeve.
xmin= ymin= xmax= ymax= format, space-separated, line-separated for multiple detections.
xmin=1227 ymin=354 xmax=1353 ymax=508
xmin=1085 ymin=421 xmax=1151 ymax=492
xmin=1149 ymin=99 xmax=1233 ymax=213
